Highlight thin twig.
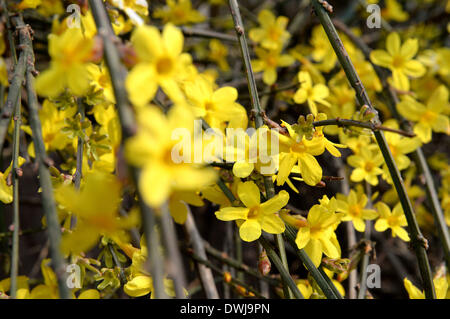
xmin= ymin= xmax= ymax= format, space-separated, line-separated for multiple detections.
xmin=186 ymin=249 xmax=266 ymax=299
xmin=313 ymin=118 xmax=415 ymax=138
xmin=334 ymin=17 xmax=450 ymax=274
xmin=228 ymin=0 xmax=293 ymax=299
xmin=21 ymin=17 xmax=71 ymax=298
xmin=358 ymin=182 xmax=373 ymax=299
xmin=311 ymin=0 xmax=435 ymax=298
xmin=184 ymin=209 xmax=220 ymax=299
xmin=88 ymin=0 xmax=167 ymax=298
xmin=160 ymin=202 xmax=187 ymax=299
xmin=203 ymin=240 xmax=281 ymax=286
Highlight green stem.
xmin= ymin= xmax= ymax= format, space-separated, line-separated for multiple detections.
xmin=74 ymin=99 xmax=85 ymax=190
xmin=184 ymin=209 xmax=220 ymax=299
xmin=228 ymin=0 xmax=293 ymax=299
xmin=333 ymin=18 xmax=450 ymax=273
xmin=284 ymin=224 xmax=342 ymax=299
xmin=311 ymin=0 xmax=435 ymax=299
xmin=187 ymin=250 xmax=266 ymax=299
xmin=88 ymin=0 xmax=167 ymax=298
xmin=313 ymin=118 xmax=415 ymax=137
xmin=160 ymin=202 xmax=187 ymax=299
xmin=6 ymin=5 xmax=21 ymax=299
xmin=215 ymin=177 xmax=304 ymax=299
xmin=358 ymin=182 xmax=373 ymax=299
xmin=22 ymin=20 xmax=71 ymax=298
xmin=203 ymin=240 xmax=281 ymax=286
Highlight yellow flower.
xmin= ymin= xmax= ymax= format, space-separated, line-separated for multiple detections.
xmin=249 ymin=9 xmax=290 ymax=51
xmin=382 ymin=0 xmax=409 ymax=22
xmin=0 ymin=157 xmax=26 ymax=204
xmin=404 ymin=277 xmax=448 ymax=299
xmin=208 ymin=39 xmax=230 ymax=72
xmin=295 ymin=201 xmax=342 ymax=267
xmin=397 ymin=85 xmax=450 ymax=144
xmin=347 ymin=147 xmax=384 ymax=186
xmin=55 ymin=172 xmax=136 ymax=254
xmin=337 ymin=189 xmax=378 ymax=232
xmin=294 ymin=71 xmax=330 ymax=115
xmin=252 ymin=48 xmax=294 ymax=85
xmin=126 ymin=24 xmax=192 ymax=107
xmin=124 ymin=236 xmax=178 ymax=298
xmin=215 ymin=181 xmax=289 ymax=242
xmin=153 ymin=0 xmax=205 ymax=25
xmin=374 ymin=202 xmax=410 ymax=241
xmin=26 ymin=100 xmax=77 ymax=157
xmin=276 ymin=120 xmax=324 ymax=186
xmin=169 ymin=191 xmax=204 ymax=224
xmin=370 ymin=32 xmax=426 ymax=91
xmin=35 ymin=28 xmax=94 ymax=97
xmin=184 ymin=76 xmax=248 ymax=130
xmin=29 ymin=259 xmax=59 ymax=299
xmin=125 ymin=104 xmax=217 ymax=207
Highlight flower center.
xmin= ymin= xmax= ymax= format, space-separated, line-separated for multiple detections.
xmin=349 ymin=204 xmax=361 ymax=217
xmin=156 ymin=57 xmax=174 ymax=75
xmin=422 ymin=110 xmax=436 ymax=124
xmin=248 ymin=206 xmax=260 ymax=218
xmin=364 ymin=161 xmax=375 ymax=172
xmin=392 ymin=55 xmax=405 ymax=69
xmin=268 ymin=27 xmax=281 ymax=41
xmin=291 ymin=141 xmax=306 ymax=154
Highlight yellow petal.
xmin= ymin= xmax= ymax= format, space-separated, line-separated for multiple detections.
xmin=260 ymin=215 xmax=285 ymax=234
xmin=260 ymin=190 xmax=289 ymax=214
xmin=124 ymin=276 xmax=153 ymax=297
xmin=163 ymin=24 xmax=183 ymax=57
xmin=295 ymin=226 xmax=311 ymax=250
xmin=237 ymin=181 xmax=261 ymax=208
xmin=386 ymin=32 xmax=401 ymax=56
xmin=370 ymin=50 xmax=393 ymax=68
xmin=239 ymin=219 xmax=262 ymax=242
xmin=215 ymin=207 xmax=249 ymax=221
xmin=298 ymin=153 xmax=322 ymax=186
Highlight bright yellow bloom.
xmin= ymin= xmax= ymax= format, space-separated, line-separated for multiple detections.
xmin=370 ymin=32 xmax=426 ymax=91
xmin=126 ymin=24 xmax=192 ymax=107
xmin=294 ymin=71 xmax=330 ymax=115
xmin=0 ymin=157 xmax=26 ymax=204
xmin=125 ymin=104 xmax=217 ymax=207
xmin=404 ymin=277 xmax=448 ymax=299
xmin=252 ymin=48 xmax=295 ymax=85
xmin=208 ymin=39 xmax=230 ymax=72
xmin=35 ymin=28 xmax=94 ymax=97
xmin=337 ymin=190 xmax=378 ymax=232
xmin=374 ymin=202 xmax=410 ymax=241
xmin=215 ymin=181 xmax=289 ymax=242
xmin=295 ymin=201 xmax=342 ymax=267
xmin=124 ymin=237 xmax=177 ymax=298
xmin=249 ymin=9 xmax=290 ymax=51
xmin=153 ymin=0 xmax=205 ymax=25
xmin=382 ymin=0 xmax=409 ymax=22
xmin=55 ymin=172 xmax=136 ymax=254
xmin=276 ymin=121 xmax=324 ymax=187
xmin=26 ymin=100 xmax=76 ymax=157
xmin=184 ymin=76 xmax=248 ymax=130
xmin=397 ymin=85 xmax=450 ymax=144
xmin=347 ymin=147 xmax=384 ymax=186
